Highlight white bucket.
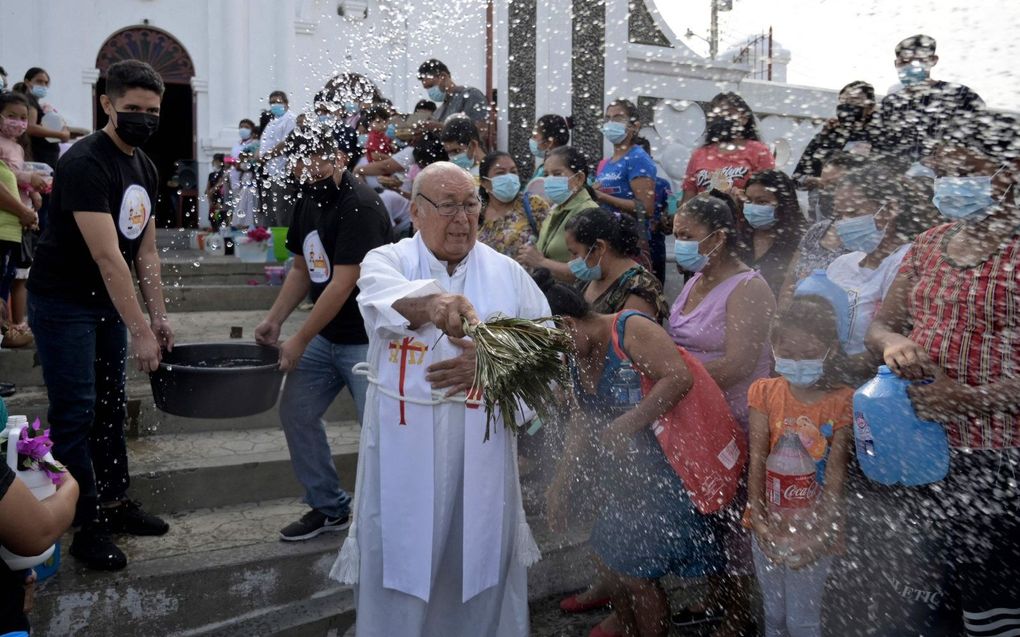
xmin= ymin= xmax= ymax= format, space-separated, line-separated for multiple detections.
xmin=0 ymin=423 xmax=57 ymax=570
xmin=236 ymin=239 xmax=269 ymax=263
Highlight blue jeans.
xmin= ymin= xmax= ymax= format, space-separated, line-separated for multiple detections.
xmin=279 ymin=335 xmax=368 ymax=519
xmin=27 ymin=293 xmax=129 ymax=527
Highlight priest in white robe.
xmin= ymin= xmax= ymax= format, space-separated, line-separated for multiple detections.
xmin=330 ymin=162 xmax=549 ymax=637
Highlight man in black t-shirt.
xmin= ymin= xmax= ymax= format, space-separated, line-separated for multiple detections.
xmin=27 ymin=60 xmax=173 ymax=571
xmin=872 ymin=34 xmax=985 ymax=168
xmin=255 ymin=127 xmax=392 ymax=541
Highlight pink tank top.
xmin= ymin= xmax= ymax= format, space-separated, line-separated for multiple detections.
xmin=668 ymin=270 xmax=773 ymax=429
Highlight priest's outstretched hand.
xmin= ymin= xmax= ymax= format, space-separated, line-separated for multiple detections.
xmin=426 ymin=337 xmax=477 ymax=397
xmin=428 ymin=293 xmax=480 ymax=338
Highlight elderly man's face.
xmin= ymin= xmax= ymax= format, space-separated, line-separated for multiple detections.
xmin=412 ymin=169 xmax=480 ymax=263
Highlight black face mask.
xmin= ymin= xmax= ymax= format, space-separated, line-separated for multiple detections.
xmin=836 ymin=103 xmax=867 ymax=127
xmin=113 ymin=111 xmax=159 ymax=147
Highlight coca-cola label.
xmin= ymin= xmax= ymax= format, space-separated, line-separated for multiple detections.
xmin=766 ymin=469 xmax=818 ymax=508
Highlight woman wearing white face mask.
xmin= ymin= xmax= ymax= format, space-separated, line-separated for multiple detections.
xmin=864 ymin=121 xmax=1020 ymax=636
xmin=229 ymin=118 xmax=260 ymax=228
xmin=476 ymin=151 xmax=550 ymax=259
xmin=517 ymin=146 xmax=600 ymax=282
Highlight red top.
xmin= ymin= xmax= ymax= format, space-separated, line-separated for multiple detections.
xmin=682 ymin=140 xmax=775 ymax=195
xmin=901 ymin=222 xmax=1020 ymax=449
xmin=365 ymin=130 xmax=395 ymax=163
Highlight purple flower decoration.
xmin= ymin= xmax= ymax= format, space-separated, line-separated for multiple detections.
xmin=17 ymin=419 xmax=52 ymax=460
xmin=11 ymin=418 xmax=66 ymax=484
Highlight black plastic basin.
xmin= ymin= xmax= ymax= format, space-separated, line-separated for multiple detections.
xmin=150 ymin=342 xmax=284 ymax=419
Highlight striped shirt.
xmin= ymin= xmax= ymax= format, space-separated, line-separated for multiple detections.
xmin=901 ymin=222 xmax=1019 ymax=449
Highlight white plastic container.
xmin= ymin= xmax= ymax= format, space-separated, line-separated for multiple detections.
xmin=0 ymin=421 xmax=57 ymax=570
xmin=236 ymin=239 xmax=269 ymax=263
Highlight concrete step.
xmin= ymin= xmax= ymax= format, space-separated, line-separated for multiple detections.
xmin=161 ymin=283 xmax=280 ymax=313
xmin=33 ymin=498 xmax=355 ymax=637
xmin=129 ymin=424 xmax=360 ymax=514
xmin=160 ymin=257 xmax=282 ymax=286
xmin=31 ymin=499 xmax=592 ymax=637
xmin=0 ymin=310 xmax=309 ymax=388
xmin=3 ymin=378 xmax=357 ymax=436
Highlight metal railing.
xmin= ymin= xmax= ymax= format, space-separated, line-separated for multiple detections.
xmin=732 ymin=27 xmax=774 ymax=81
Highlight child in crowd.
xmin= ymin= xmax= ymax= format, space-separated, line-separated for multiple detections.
xmin=0 ymin=92 xmax=46 ymax=347
xmin=363 ymin=104 xmax=395 ymax=162
xmin=205 ymin=152 xmax=229 ymax=229
xmin=747 ymin=295 xmax=854 ymax=637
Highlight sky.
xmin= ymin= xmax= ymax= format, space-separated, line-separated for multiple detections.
xmin=654 ymin=0 xmax=1020 ymax=111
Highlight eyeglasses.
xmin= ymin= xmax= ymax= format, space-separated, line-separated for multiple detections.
xmin=416 ymin=192 xmax=482 ymax=217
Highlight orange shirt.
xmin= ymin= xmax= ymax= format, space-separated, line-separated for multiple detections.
xmin=744 ymin=377 xmax=854 ymax=540
xmin=748 ymin=377 xmax=853 ymax=461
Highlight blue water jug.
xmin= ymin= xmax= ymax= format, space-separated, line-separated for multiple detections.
xmin=793 ymin=269 xmax=851 ymax=346
xmin=852 ymin=366 xmax=950 ymax=486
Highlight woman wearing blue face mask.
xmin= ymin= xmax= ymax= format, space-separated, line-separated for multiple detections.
xmin=740 ymin=170 xmax=807 ymax=298
xmin=668 ymin=190 xmax=775 ymax=633
xmin=862 ymin=125 xmax=1020 ymax=637
xmin=564 ymin=207 xmax=667 ymax=322
xmin=18 ymin=68 xmax=69 ymax=169
xmin=439 ymin=117 xmax=483 ymax=179
xmin=593 ymin=100 xmax=657 ymax=224
xmin=476 ymin=151 xmax=550 ymax=259
xmin=517 ymin=146 xmax=601 ymax=282
xmin=820 ymin=162 xmax=939 ymax=372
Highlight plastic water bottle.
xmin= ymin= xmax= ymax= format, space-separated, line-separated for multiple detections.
xmin=610 ymin=363 xmax=643 ymax=407
xmin=766 ymin=430 xmax=819 ymax=559
xmin=853 ymin=365 xmax=950 ymax=486
xmin=794 ymin=269 xmax=851 ymax=346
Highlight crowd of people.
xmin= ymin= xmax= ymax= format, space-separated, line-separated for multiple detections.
xmin=0 ymin=30 xmax=1017 ymax=637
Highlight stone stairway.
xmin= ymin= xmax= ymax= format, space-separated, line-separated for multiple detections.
xmin=7 ymin=244 xmax=593 ymax=636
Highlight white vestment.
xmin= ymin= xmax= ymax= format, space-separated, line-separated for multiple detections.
xmin=330 ymin=235 xmax=549 ymax=637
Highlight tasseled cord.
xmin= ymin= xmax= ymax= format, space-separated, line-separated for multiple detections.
xmin=329 ymin=427 xmax=369 ymax=585
xmin=512 ymin=432 xmax=542 ymax=567
xmin=330 ymin=532 xmax=360 ymax=585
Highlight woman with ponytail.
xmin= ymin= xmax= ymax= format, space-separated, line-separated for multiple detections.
xmin=564 ymin=207 xmax=668 ymax=321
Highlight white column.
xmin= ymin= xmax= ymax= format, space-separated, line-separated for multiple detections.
xmin=81 ymin=68 xmax=101 ymax=130
xmin=535 ymin=0 xmax=572 ymax=118
xmin=191 ymin=76 xmax=211 ymax=225
xmin=495 ymin=0 xmax=510 ymax=151
xmin=604 ymin=0 xmax=632 ymax=161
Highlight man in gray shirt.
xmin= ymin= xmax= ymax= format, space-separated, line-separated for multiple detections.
xmin=417 ymin=59 xmax=490 ymax=137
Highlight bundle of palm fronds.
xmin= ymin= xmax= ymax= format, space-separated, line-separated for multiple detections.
xmin=463 ymin=316 xmax=572 ymax=441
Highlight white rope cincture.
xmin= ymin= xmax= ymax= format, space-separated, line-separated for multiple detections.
xmin=328 ymin=363 xmax=541 ymax=583
xmin=352 ymin=362 xmax=486 ymax=407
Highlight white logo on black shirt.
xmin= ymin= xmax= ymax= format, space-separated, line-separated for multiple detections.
xmin=303 ymin=230 xmax=331 ymax=283
xmin=119 ymin=184 xmax=151 ymax=240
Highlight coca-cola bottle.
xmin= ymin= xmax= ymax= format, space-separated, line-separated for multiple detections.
xmin=765 ymin=430 xmax=820 ymax=560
